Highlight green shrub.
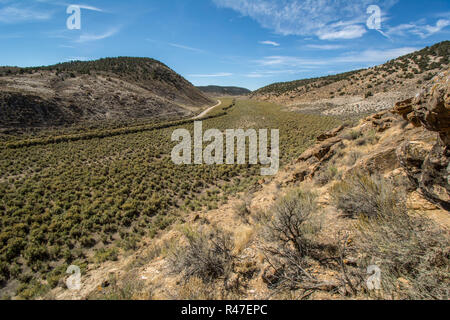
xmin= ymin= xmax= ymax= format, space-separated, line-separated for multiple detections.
xmin=94 ymin=248 xmax=119 ymax=263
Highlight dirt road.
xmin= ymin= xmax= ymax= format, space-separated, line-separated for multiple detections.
xmin=192 ymin=100 xmax=222 ymax=119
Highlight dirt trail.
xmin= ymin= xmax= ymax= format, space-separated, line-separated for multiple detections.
xmin=192 ymin=100 xmax=221 ymax=119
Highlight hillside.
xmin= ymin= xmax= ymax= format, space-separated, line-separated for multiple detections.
xmin=47 ymin=72 xmax=449 ymax=300
xmin=197 ymin=85 xmax=251 ymax=96
xmin=0 ymin=57 xmax=215 ymax=129
xmin=252 ymin=41 xmax=449 ymax=118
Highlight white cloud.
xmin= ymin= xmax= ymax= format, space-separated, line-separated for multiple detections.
xmin=306 ymin=44 xmax=345 ymax=50
xmin=421 ymin=19 xmax=450 ymax=37
xmin=65 ymin=56 xmax=91 ymax=61
xmin=335 ymin=47 xmax=418 ymax=63
xmin=34 ymin=0 xmax=103 ymax=12
xmin=188 ymin=73 xmax=233 ymax=77
xmin=213 ymin=0 xmax=398 ymax=39
xmin=317 ymin=25 xmax=367 ymax=40
xmin=0 ymin=5 xmax=53 ymax=23
xmin=259 ymin=40 xmax=280 ymax=46
xmin=387 ymin=19 xmax=450 ymax=38
xmin=0 ymin=1 xmax=103 ymax=24
xmin=255 ymin=56 xmax=326 ymax=67
xmin=77 ymin=5 xmax=103 ymax=12
xmin=76 ymin=27 xmax=120 ymax=43
xmin=169 ymin=43 xmax=205 ymax=53
xmin=255 ymin=47 xmax=418 ymax=68
xmin=245 ymin=69 xmax=306 ymax=77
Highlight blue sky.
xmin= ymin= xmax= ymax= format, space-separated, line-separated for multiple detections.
xmin=0 ymin=0 xmax=449 ymax=90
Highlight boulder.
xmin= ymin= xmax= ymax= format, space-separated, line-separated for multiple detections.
xmin=356 ymin=146 xmax=399 ymax=175
xmin=411 ymin=71 xmax=450 ymax=145
xmin=393 ymin=71 xmax=450 ymax=210
xmin=397 ymin=141 xmax=434 ymax=185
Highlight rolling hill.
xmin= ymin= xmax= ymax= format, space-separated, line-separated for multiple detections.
xmin=0 ymin=57 xmax=215 ymax=129
xmin=251 ymin=41 xmax=449 ymax=118
xmin=196 ymin=85 xmax=251 ymax=96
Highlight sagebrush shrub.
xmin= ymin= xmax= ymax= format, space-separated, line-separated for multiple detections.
xmin=330 ymin=172 xmax=405 ymax=218
xmin=261 ymin=190 xmax=322 ymax=289
xmin=170 ymin=228 xmax=235 ymax=283
xmin=356 ymin=207 xmax=449 ymax=299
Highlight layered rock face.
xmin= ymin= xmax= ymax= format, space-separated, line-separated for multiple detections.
xmin=393 ymin=70 xmax=450 ymax=210
xmin=290 ymin=70 xmax=449 ymax=211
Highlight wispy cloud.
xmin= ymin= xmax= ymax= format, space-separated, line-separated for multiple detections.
xmin=188 ymin=73 xmax=233 ymax=77
xmin=213 ymin=0 xmax=398 ymax=40
xmin=334 ymin=47 xmax=418 ymax=63
xmin=34 ymin=0 xmax=104 ymax=12
xmin=245 ymin=69 xmax=306 ymax=78
xmin=0 ymin=4 xmax=53 ymax=23
xmin=255 ymin=47 xmax=417 ymax=68
xmin=76 ymin=27 xmax=120 ymax=43
xmin=259 ymin=40 xmax=280 ymax=46
xmin=77 ymin=5 xmax=103 ymax=12
xmin=317 ymin=24 xmax=367 ymax=40
xmin=306 ymin=44 xmax=345 ymax=50
xmin=168 ymin=43 xmax=206 ymax=53
xmin=255 ymin=56 xmax=326 ymax=67
xmin=387 ymin=19 xmax=450 ymax=38
xmin=65 ymin=56 xmax=91 ymax=61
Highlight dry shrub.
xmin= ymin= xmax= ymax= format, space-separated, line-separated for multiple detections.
xmin=314 ymin=166 xmax=339 ymax=186
xmin=346 ymin=150 xmax=362 ymax=166
xmin=233 ymin=199 xmax=251 ymax=223
xmin=344 ymin=130 xmax=362 ymax=141
xmin=233 ymin=226 xmax=255 ymax=254
xmin=174 ymin=277 xmax=218 ymax=300
xmin=87 ymin=271 xmax=150 ymax=300
xmin=330 ymin=172 xmax=405 ymax=218
xmin=265 ymin=190 xmax=319 ymax=257
xmin=355 ymin=209 xmax=449 ymax=300
xmin=261 ymin=189 xmax=324 ymax=290
xmin=333 ymin=172 xmax=449 ymax=299
xmin=170 ymin=227 xmax=235 ymax=283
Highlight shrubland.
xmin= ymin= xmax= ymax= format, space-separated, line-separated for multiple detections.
xmin=0 ymin=98 xmax=341 ymax=298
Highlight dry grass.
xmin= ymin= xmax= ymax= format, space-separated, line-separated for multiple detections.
xmin=330 ymin=172 xmax=406 ymax=219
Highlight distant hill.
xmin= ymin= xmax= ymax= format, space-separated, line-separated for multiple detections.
xmin=251 ymin=41 xmax=449 ymax=117
xmin=0 ymin=57 xmax=214 ymax=128
xmin=197 ymin=85 xmax=251 ymax=96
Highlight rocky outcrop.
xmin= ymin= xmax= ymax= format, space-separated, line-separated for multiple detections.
xmin=298 ymin=137 xmax=343 ymax=162
xmin=356 ymin=146 xmax=399 ymax=175
xmin=366 ymin=112 xmax=397 ymax=133
xmin=393 ymin=70 xmax=450 ymax=210
xmin=317 ymin=125 xmax=345 ymax=141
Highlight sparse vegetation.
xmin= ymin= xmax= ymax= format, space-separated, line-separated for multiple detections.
xmin=330 ymin=172 xmax=406 ymax=219
xmin=1 ymin=41 xmax=448 ymax=301
xmin=355 ymin=205 xmax=449 ymax=299
xmin=260 ymin=190 xmax=323 ymax=290
xmin=0 ymin=98 xmax=341 ymax=298
xmin=170 ymin=227 xmax=235 ymax=283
